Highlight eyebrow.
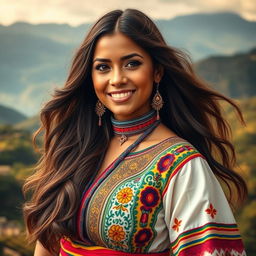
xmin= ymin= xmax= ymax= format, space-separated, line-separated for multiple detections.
xmin=93 ymin=53 xmax=143 ymax=63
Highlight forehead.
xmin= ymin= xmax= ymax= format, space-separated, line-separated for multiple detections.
xmin=93 ymin=32 xmax=148 ymax=58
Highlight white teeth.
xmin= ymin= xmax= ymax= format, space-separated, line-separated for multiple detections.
xmin=110 ymin=91 xmax=133 ymax=99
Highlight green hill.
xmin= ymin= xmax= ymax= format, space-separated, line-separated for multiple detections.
xmin=14 ymin=115 xmax=40 ymax=133
xmin=0 ymin=104 xmax=27 ymax=125
xmin=226 ymin=97 xmax=256 ymax=255
xmin=194 ymin=48 xmax=256 ymax=98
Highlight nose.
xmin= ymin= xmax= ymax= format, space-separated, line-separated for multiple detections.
xmin=109 ymin=68 xmax=127 ymax=86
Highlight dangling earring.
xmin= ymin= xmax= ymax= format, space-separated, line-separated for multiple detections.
xmin=151 ymin=83 xmax=163 ymax=120
xmin=95 ymin=100 xmax=106 ymax=126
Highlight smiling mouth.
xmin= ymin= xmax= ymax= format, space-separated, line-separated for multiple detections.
xmin=107 ymin=90 xmax=136 ymax=102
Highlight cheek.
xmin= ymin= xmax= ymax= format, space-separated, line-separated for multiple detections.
xmin=139 ymin=64 xmax=154 ymax=80
xmin=92 ymin=73 xmax=107 ymax=94
xmin=134 ymin=67 xmax=154 ymax=90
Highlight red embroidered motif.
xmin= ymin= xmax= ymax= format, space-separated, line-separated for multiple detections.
xmin=172 ymin=218 xmax=182 ymax=232
xmin=205 ymin=203 xmax=217 ymax=218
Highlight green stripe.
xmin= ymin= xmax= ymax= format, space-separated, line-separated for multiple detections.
xmin=174 ymin=233 xmax=241 ymax=255
xmin=172 ymin=223 xmax=239 ymax=247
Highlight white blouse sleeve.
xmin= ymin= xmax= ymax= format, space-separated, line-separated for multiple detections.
xmin=163 ymin=156 xmax=246 ymax=256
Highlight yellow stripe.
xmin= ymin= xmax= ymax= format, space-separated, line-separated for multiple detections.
xmin=174 ymin=235 xmax=241 ymax=255
xmin=61 ymin=242 xmax=82 ymax=256
xmin=174 ymin=231 xmax=240 ymax=251
xmin=172 ymin=226 xmax=239 ymax=247
xmin=63 ymin=237 xmax=113 ymax=251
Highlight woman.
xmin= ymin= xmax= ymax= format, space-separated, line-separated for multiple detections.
xmin=23 ymin=9 xmax=247 ymax=256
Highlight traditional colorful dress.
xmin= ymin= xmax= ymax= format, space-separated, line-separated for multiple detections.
xmin=60 ymin=136 xmax=246 ymax=256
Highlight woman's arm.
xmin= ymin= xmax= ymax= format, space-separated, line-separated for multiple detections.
xmin=34 ymin=241 xmax=52 ymax=256
xmin=163 ymin=156 xmax=246 ymax=255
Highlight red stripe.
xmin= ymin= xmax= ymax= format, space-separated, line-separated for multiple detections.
xmin=60 ymin=238 xmax=170 ymax=256
xmin=59 ymin=247 xmax=69 ymax=256
xmin=172 ymin=222 xmax=239 ymax=246
xmin=172 ymin=226 xmax=239 ymax=251
xmin=113 ymin=117 xmax=156 ymax=133
xmin=178 ymin=238 xmax=245 ymax=256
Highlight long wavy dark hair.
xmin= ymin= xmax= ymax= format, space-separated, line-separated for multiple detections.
xmin=23 ymin=8 xmax=247 ymax=253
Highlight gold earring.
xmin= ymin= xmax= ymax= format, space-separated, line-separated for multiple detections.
xmin=151 ymin=83 xmax=163 ymax=120
xmin=95 ymin=100 xmax=106 ymax=126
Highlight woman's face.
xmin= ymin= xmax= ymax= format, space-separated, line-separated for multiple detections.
xmin=92 ymin=32 xmax=162 ymax=121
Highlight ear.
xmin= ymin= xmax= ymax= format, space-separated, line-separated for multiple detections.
xmin=154 ymin=64 xmax=164 ymax=83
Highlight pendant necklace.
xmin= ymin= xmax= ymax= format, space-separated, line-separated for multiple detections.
xmin=111 ymin=109 xmax=159 ymax=146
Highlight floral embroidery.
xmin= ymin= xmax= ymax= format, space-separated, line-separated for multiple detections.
xmin=116 ymin=187 xmax=133 ymax=204
xmin=108 ymin=225 xmax=126 ymax=241
xmin=113 ymin=205 xmax=128 ymax=212
xmin=92 ymin=142 xmax=202 ymax=252
xmin=138 ymin=186 xmax=160 ymax=227
xmin=205 ymin=203 xmax=217 ymax=218
xmin=174 ymin=145 xmax=193 ymax=155
xmin=157 ymin=153 xmax=175 ymax=173
xmin=140 ymin=186 xmax=160 ymax=207
xmin=153 ymin=173 xmax=161 ymax=181
xmin=172 ymin=218 xmax=182 ymax=232
xmin=134 ymin=228 xmax=153 ymax=247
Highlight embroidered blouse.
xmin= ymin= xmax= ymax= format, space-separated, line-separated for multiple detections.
xmin=64 ymin=136 xmax=246 ymax=255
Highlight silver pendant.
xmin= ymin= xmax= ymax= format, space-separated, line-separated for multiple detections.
xmin=120 ymin=134 xmax=128 ymax=145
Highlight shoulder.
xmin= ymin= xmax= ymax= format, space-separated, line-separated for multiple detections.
xmin=155 ymin=137 xmax=209 ymax=191
xmin=156 ymin=136 xmax=204 ymax=173
xmin=159 ymin=141 xmax=221 ymax=200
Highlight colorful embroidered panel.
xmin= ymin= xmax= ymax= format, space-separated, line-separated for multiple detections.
xmin=73 ymin=137 xmax=246 ymax=255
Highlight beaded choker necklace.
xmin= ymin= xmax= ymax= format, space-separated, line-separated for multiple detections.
xmin=111 ymin=110 xmax=159 ymax=145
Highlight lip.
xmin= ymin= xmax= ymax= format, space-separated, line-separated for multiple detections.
xmin=107 ymin=89 xmax=136 ymax=95
xmin=107 ymin=89 xmax=136 ymax=103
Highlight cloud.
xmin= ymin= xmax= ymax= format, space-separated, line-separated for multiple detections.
xmin=0 ymin=0 xmax=255 ymax=26
xmin=241 ymin=0 xmax=256 ymax=20
xmin=160 ymin=0 xmax=256 ymax=20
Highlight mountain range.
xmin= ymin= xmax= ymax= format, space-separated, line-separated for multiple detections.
xmin=0 ymin=105 xmax=27 ymax=125
xmin=194 ymin=48 xmax=256 ymax=98
xmin=0 ymin=12 xmax=255 ymax=117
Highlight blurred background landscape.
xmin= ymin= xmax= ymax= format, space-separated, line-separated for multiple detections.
xmin=0 ymin=4 xmax=256 ymax=256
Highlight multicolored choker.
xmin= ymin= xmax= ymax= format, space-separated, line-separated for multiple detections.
xmin=111 ymin=110 xmax=159 ymax=145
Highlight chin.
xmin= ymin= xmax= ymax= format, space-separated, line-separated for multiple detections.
xmin=111 ymin=110 xmax=135 ymax=120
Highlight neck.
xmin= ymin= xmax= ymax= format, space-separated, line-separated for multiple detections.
xmin=111 ymin=110 xmax=158 ymax=145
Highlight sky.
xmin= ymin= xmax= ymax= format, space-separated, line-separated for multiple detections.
xmin=0 ymin=0 xmax=256 ymax=26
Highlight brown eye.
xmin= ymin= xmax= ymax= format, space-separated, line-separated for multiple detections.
xmin=126 ymin=60 xmax=142 ymax=68
xmin=95 ymin=64 xmax=109 ymax=72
